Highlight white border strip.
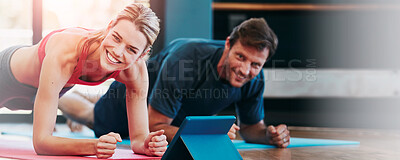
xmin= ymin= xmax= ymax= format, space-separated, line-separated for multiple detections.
xmin=264 ymin=69 xmax=400 ymax=98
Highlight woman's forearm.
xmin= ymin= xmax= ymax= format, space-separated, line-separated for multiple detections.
xmin=33 ymin=135 xmax=97 ymax=156
xmin=125 ymin=87 xmax=150 ymax=154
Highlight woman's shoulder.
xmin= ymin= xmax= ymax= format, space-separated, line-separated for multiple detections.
xmin=41 ymin=28 xmax=94 ymax=67
xmin=49 ymin=28 xmax=88 ymax=46
xmin=45 ymin=28 xmax=91 ymax=56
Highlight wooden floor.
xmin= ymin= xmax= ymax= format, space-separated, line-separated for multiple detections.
xmin=0 ymin=124 xmax=399 ymax=160
xmin=239 ymin=127 xmax=400 ymax=160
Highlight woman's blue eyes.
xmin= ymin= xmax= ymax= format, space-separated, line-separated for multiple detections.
xmin=113 ymin=35 xmax=120 ymax=42
xmin=129 ymin=48 xmax=137 ymax=54
xmin=111 ymin=34 xmax=138 ymax=54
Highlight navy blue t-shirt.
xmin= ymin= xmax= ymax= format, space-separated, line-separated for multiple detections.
xmin=93 ymin=38 xmax=265 ymax=137
xmin=148 ymin=38 xmax=265 ymax=126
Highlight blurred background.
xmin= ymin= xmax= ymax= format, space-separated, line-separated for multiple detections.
xmin=1 ymin=0 xmax=400 ymax=130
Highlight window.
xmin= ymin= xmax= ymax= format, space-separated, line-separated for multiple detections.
xmin=0 ymin=0 xmax=32 ymax=51
xmin=42 ymin=0 xmax=137 ymax=35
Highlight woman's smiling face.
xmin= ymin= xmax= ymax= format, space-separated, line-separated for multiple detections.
xmin=100 ymin=19 xmax=148 ymax=72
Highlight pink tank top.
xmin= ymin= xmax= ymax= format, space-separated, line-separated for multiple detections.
xmin=38 ymin=28 xmax=120 ymax=86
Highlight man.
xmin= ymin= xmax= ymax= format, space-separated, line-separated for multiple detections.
xmin=61 ymin=18 xmax=290 ymax=148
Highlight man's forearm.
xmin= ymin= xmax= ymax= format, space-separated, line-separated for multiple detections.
xmin=239 ymin=123 xmax=269 ymax=144
xmin=150 ymin=123 xmax=179 ymax=142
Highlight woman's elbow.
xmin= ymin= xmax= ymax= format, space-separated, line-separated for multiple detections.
xmin=32 ymin=136 xmax=48 ymax=155
xmin=130 ymin=140 xmax=144 ymax=154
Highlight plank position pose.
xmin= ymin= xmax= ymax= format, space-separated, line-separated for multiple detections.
xmin=0 ymin=3 xmax=167 ymax=158
xmin=62 ymin=18 xmax=291 ymax=148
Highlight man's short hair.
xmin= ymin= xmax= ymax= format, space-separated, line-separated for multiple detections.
xmin=228 ymin=18 xmax=278 ymax=60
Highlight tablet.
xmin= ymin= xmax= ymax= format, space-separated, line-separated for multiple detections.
xmin=161 ymin=116 xmax=242 ymax=160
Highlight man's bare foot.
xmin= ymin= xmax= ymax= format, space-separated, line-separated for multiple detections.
xmin=67 ymin=119 xmax=83 ymax=132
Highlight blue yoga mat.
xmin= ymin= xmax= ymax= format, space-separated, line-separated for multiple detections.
xmin=1 ymin=131 xmax=359 ymax=149
xmin=232 ymin=138 xmax=359 ymax=150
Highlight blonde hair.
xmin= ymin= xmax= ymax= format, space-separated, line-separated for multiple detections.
xmin=78 ymin=3 xmax=160 ymax=56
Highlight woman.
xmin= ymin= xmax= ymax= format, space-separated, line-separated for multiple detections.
xmin=0 ymin=3 xmax=167 ymax=158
